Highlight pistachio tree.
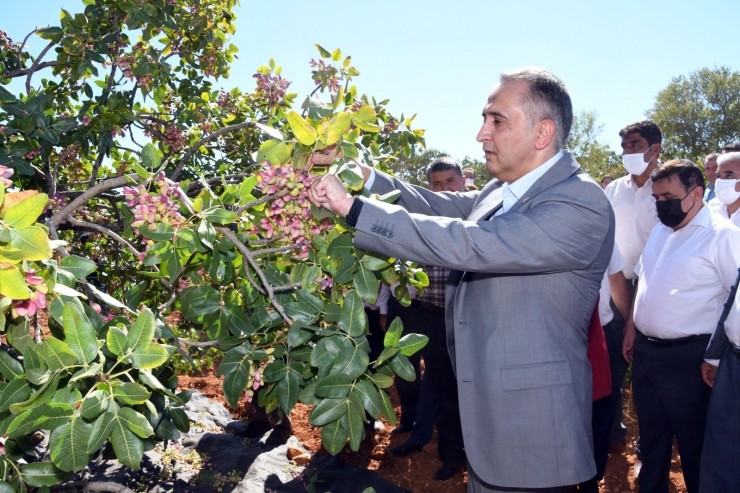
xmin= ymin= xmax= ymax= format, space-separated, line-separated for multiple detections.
xmin=0 ymin=0 xmax=427 ymax=488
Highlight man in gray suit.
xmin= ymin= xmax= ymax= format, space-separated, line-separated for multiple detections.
xmin=309 ymin=68 xmax=614 ymax=492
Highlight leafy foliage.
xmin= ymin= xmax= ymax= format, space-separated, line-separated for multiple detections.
xmin=647 ymin=66 xmax=740 ymax=161
xmin=0 ymin=1 xmax=429 ymax=488
xmin=564 ymin=111 xmax=620 ymax=183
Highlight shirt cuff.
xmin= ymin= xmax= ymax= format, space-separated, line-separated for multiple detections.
xmin=364 ymin=168 xmax=377 ymax=190
xmin=346 ymin=197 xmax=365 ymax=228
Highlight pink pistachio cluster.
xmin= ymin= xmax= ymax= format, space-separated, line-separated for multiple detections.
xmin=0 ymin=30 xmax=12 ymax=52
xmin=0 ymin=165 xmax=14 ymax=188
xmin=244 ymin=360 xmax=271 ymax=403
xmin=253 ymin=71 xmax=291 ymax=108
xmin=124 ymin=172 xmax=186 ymax=258
xmin=309 ymin=58 xmax=341 ymax=92
xmin=12 ymin=270 xmax=47 ymax=318
xmin=253 ymin=163 xmax=332 ymax=259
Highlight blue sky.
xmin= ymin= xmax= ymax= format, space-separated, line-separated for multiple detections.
xmin=4 ymin=0 xmax=739 ymax=162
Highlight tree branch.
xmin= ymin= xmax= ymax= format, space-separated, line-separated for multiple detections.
xmin=25 ymin=41 xmax=56 ymax=93
xmin=66 ymin=217 xmax=141 ymax=257
xmin=171 ymin=121 xmax=256 ymax=181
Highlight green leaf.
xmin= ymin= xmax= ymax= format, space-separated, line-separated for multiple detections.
xmin=352 ymin=266 xmax=379 ymax=304
xmin=3 ymin=192 xmax=48 ymax=229
xmin=218 ymin=345 xmax=252 ymax=407
xmin=87 ymin=411 xmax=115 ymax=453
xmin=276 ymin=364 xmax=302 ymax=414
xmin=106 ymin=326 xmax=128 ymax=356
xmin=114 ymin=382 xmax=151 ymax=405
xmin=167 ymin=407 xmax=190 ymax=432
xmin=388 ymin=354 xmax=417 ymax=382
xmin=140 ymin=143 xmax=161 ymax=171
xmin=286 ymin=111 xmax=318 ymax=146
xmin=0 ymin=378 xmax=31 ymax=412
xmin=70 ymin=362 xmax=103 ymax=383
xmin=50 ymin=419 xmax=93 ymax=472
xmin=353 ymin=379 xmax=384 ymax=419
xmin=179 ymin=285 xmax=221 ymax=320
xmin=322 ymin=112 xmax=351 ymax=146
xmin=63 ymin=303 xmax=98 ymax=364
xmin=320 ymin=419 xmax=347 ymax=455
xmin=19 ymin=462 xmax=68 ymax=487
xmin=129 ymin=343 xmax=169 ymax=369
xmin=0 ymin=351 xmax=23 ymax=379
xmin=332 ymin=339 xmax=370 ymax=380
xmin=309 ymin=397 xmax=346 ymax=427
xmin=0 ymin=482 xmax=15 ymax=493
xmin=337 ymin=290 xmax=366 ymax=337
xmin=378 ymin=388 xmax=397 ymax=425
xmin=314 ymin=374 xmax=353 ymax=399
xmin=7 ymin=402 xmax=74 ymax=438
xmin=40 ymin=336 xmax=78 ymax=371
xmin=59 ymin=255 xmax=98 ymax=280
xmin=397 ymin=333 xmax=429 ymax=356
xmin=138 ymin=222 xmax=174 ymax=241
xmin=110 ymin=419 xmax=144 ymax=469
xmin=9 ymin=225 xmax=53 ymax=260
xmin=36 ymin=26 xmax=63 ymax=42
xmin=256 ymin=139 xmax=290 ymax=165
xmin=7 ymin=319 xmax=33 ymax=353
xmin=342 ymin=397 xmax=365 ymax=451
xmin=80 ymin=390 xmax=111 ymax=420
xmin=315 ymin=44 xmax=332 ymax=58
xmin=0 ymin=266 xmax=30 ymax=299
xmin=126 ymin=307 xmax=155 ymax=350
xmin=359 ymin=253 xmax=391 ymax=271
xmin=201 ymin=207 xmax=238 ymax=225
xmin=384 ymin=316 xmax=403 ymax=348
xmin=368 ymin=372 xmax=394 ymax=389
xmin=254 ymin=122 xmax=284 ymax=141
xmin=118 ymin=407 xmax=154 ymax=438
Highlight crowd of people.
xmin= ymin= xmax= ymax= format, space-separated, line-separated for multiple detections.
xmin=308 ymin=68 xmax=740 ymax=493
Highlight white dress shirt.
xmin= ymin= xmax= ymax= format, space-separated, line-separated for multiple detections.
xmin=707 ymin=199 xmax=740 ymax=228
xmin=599 ymin=245 xmax=627 ymax=326
xmin=633 ymin=206 xmax=740 ymax=339
xmin=604 ymin=175 xmax=659 ymax=279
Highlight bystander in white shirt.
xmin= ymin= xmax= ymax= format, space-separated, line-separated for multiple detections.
xmin=605 ymin=175 xmax=659 ymax=279
xmin=633 ymin=206 xmax=740 ymax=339
xmin=599 ymin=245 xmax=627 ymax=326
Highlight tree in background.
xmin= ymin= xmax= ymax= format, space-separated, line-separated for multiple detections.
xmin=647 ymin=66 xmax=740 ymax=161
xmin=564 ymin=110 xmax=620 ymax=183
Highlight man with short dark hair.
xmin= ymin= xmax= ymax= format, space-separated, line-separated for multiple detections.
xmin=310 ymin=68 xmax=614 ymax=492
xmin=622 ymin=159 xmax=740 ymax=493
xmin=603 ymin=120 xmax=663 ymax=452
xmin=722 ymin=140 xmax=740 ymax=153
xmin=703 ymin=153 xmax=720 ymax=202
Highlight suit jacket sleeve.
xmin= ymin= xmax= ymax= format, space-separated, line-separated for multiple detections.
xmin=354 ymin=172 xmax=613 ymax=275
xmin=367 ymin=168 xmax=479 ymax=219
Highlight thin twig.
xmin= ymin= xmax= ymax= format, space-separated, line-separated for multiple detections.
xmin=172 ymin=121 xmax=256 ymax=181
xmin=66 ymin=218 xmax=141 ymax=257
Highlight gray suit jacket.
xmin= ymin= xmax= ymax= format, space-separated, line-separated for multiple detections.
xmin=353 ymin=152 xmax=614 ymax=488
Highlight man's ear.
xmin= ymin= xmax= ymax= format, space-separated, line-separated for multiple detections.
xmin=534 ymin=119 xmax=556 ymax=150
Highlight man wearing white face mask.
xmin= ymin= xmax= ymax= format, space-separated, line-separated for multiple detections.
xmin=603 ymin=120 xmax=663 ymax=453
xmin=708 ymin=151 xmax=740 ymax=227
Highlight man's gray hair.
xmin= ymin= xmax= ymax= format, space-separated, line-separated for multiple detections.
xmin=500 ymin=68 xmax=573 ymax=148
xmin=717 ymin=151 xmax=740 ymax=166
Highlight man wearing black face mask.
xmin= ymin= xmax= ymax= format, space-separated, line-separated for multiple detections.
xmin=622 ymin=160 xmax=740 ymax=493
